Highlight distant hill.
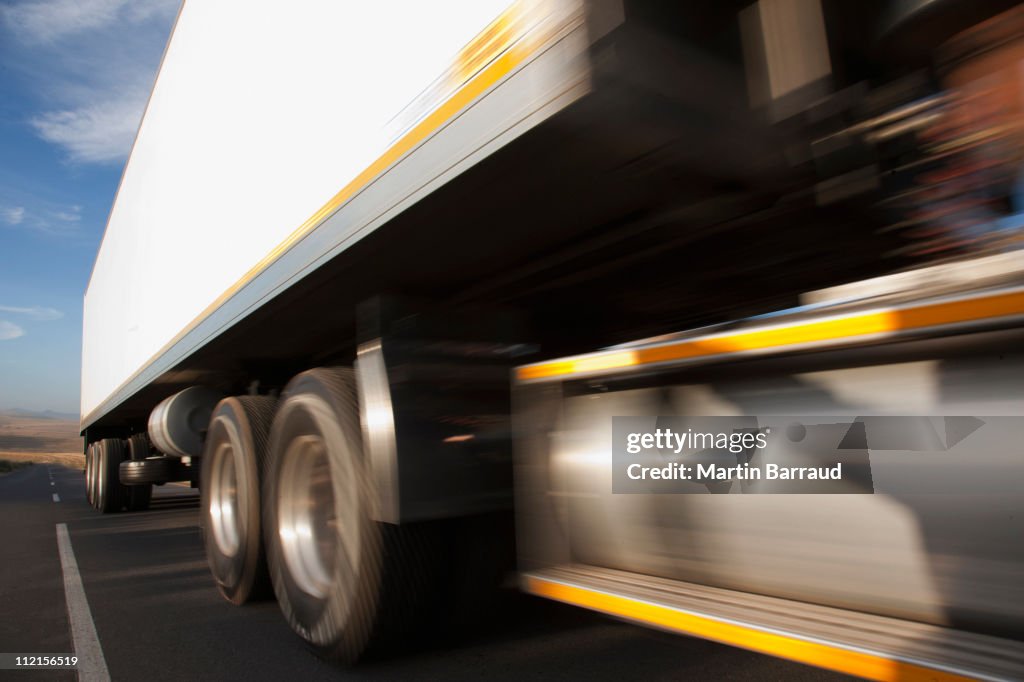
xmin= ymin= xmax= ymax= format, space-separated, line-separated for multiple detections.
xmin=0 ymin=408 xmax=78 ymax=421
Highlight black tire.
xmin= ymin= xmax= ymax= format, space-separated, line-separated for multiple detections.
xmin=90 ymin=444 xmax=99 ymax=509
xmin=93 ymin=443 xmax=102 ymax=509
xmin=201 ymin=396 xmax=277 ymax=605
xmin=91 ymin=443 xmax=100 ymax=509
xmin=96 ymin=439 xmax=127 ymax=514
xmin=120 ymin=457 xmax=173 ymax=485
xmin=125 ymin=434 xmax=153 ymax=512
xmin=263 ymin=367 xmax=440 ymax=663
xmin=127 ymin=433 xmax=151 ymax=460
xmin=85 ymin=443 xmax=95 ymax=508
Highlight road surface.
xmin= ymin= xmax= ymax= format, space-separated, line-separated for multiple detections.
xmin=0 ymin=462 xmax=851 ymax=681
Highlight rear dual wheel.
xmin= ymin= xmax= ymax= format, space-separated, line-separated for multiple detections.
xmin=85 ymin=443 xmax=96 ymax=508
xmin=200 ymin=396 xmax=277 ymax=605
xmin=89 ymin=441 xmax=101 ymax=510
xmin=86 ymin=436 xmax=156 ymax=513
xmin=199 ymin=369 xmax=447 ymax=661
xmin=95 ymin=438 xmax=126 ymax=513
xmin=92 ymin=444 xmax=103 ymax=510
xmin=263 ymin=368 xmax=439 ymax=662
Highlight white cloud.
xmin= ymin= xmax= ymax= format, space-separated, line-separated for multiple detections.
xmin=30 ymin=89 xmax=149 ymax=164
xmin=2 ymin=206 xmax=25 ymax=225
xmin=0 ymin=198 xmax=85 ymax=234
xmin=1 ymin=0 xmax=172 ymax=45
xmin=1 ymin=0 xmax=179 ymax=164
xmin=54 ymin=206 xmax=82 ymax=222
xmin=0 ymin=321 xmax=26 ymax=341
xmin=0 ymin=305 xmax=63 ymax=321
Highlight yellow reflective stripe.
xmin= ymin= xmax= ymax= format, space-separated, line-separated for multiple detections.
xmin=454 ymin=2 xmax=524 ymax=86
xmin=517 ymin=289 xmax=1024 ymax=381
xmin=524 ymin=576 xmax=975 ymax=682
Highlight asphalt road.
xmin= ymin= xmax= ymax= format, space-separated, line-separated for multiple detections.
xmin=0 ymin=462 xmax=851 ymax=681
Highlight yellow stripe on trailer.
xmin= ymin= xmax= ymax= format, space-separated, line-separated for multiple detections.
xmin=523 ymin=576 xmax=975 ymax=682
xmin=454 ymin=2 xmax=525 ymax=87
xmin=516 ymin=288 xmax=1024 ymax=382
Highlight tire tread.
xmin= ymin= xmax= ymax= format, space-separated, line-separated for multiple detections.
xmin=266 ymin=367 xmax=442 ymax=663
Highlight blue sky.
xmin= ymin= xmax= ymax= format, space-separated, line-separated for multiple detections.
xmin=0 ymin=0 xmax=178 ymax=414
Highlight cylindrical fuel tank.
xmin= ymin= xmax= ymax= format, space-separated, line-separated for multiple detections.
xmin=148 ymin=386 xmax=224 ymax=458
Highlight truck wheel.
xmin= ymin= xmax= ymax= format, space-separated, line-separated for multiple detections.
xmin=91 ymin=443 xmax=101 ymax=509
xmin=96 ymin=439 xmax=127 ymax=513
xmin=201 ymin=396 xmax=277 ymax=605
xmin=120 ymin=457 xmax=174 ymax=485
xmin=85 ymin=443 xmax=95 ymax=507
xmin=125 ymin=434 xmax=153 ymax=511
xmin=91 ymin=444 xmax=102 ymax=509
xmin=263 ymin=368 xmax=438 ymax=662
xmin=92 ymin=444 xmax=101 ymax=508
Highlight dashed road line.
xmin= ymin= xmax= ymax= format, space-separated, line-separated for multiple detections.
xmin=53 ymin=493 xmax=61 ymax=503
xmin=56 ymin=523 xmax=110 ymax=682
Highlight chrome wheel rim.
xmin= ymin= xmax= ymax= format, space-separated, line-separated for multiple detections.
xmin=92 ymin=449 xmax=100 ymax=505
xmin=209 ymin=441 xmax=243 ymax=557
xmin=86 ymin=447 xmax=93 ymax=503
xmin=96 ymin=447 xmax=106 ymax=504
xmin=278 ymin=433 xmax=339 ymax=599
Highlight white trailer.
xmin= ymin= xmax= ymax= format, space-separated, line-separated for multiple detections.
xmin=81 ymin=0 xmax=1024 ymax=676
xmin=82 ymin=0 xmax=590 ymax=427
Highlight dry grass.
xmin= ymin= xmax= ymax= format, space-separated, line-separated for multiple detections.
xmin=0 ymin=414 xmax=83 ymax=469
xmin=0 ymin=451 xmax=84 ymax=469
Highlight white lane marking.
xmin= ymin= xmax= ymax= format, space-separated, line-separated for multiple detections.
xmin=51 ymin=481 xmax=55 ymax=486
xmin=53 ymin=493 xmax=61 ymax=503
xmin=56 ymin=523 xmax=110 ymax=682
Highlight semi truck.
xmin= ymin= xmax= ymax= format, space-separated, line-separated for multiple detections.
xmin=81 ymin=0 xmax=1024 ymax=678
